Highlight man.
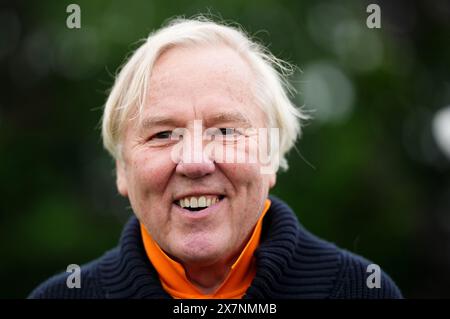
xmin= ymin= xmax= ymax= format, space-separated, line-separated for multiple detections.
xmin=29 ymin=17 xmax=402 ymax=299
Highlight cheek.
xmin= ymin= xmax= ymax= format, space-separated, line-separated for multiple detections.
xmin=222 ymin=163 xmax=268 ymax=239
xmin=127 ymin=150 xmax=174 ymax=201
xmin=222 ymin=161 xmax=269 ymax=197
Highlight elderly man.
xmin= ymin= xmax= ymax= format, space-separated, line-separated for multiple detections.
xmin=29 ymin=17 xmax=402 ymax=299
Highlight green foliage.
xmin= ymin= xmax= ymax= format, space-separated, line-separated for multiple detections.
xmin=1 ymin=0 xmax=449 ymax=298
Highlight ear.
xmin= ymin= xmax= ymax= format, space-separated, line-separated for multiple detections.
xmin=116 ymin=159 xmax=128 ymax=197
xmin=268 ymin=172 xmax=277 ymax=189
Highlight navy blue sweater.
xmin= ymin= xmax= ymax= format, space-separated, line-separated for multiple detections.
xmin=28 ymin=196 xmax=402 ymax=299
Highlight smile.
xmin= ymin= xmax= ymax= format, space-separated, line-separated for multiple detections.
xmin=174 ymin=195 xmax=225 ymax=212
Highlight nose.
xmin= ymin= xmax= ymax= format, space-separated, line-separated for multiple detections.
xmin=176 ymin=156 xmax=215 ymax=179
xmin=175 ymin=136 xmax=216 ymax=179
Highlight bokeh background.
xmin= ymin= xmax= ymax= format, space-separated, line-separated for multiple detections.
xmin=1 ymin=0 xmax=450 ymax=298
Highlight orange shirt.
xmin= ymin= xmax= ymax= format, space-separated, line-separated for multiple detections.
xmin=140 ymin=199 xmax=271 ymax=299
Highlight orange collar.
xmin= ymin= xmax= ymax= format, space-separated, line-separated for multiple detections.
xmin=140 ymin=199 xmax=271 ymax=299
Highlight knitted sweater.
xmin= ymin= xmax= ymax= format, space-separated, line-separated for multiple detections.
xmin=28 ymin=196 xmax=402 ymax=299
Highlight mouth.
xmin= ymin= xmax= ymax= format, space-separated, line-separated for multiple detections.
xmin=174 ymin=195 xmax=226 ymax=213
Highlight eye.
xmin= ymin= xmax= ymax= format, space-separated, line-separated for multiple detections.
xmin=219 ymin=128 xmax=235 ymax=136
xmin=216 ymin=128 xmax=244 ymax=141
xmin=152 ymin=130 xmax=172 ymax=140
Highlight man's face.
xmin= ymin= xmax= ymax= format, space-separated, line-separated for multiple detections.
xmin=116 ymin=44 xmax=276 ymax=267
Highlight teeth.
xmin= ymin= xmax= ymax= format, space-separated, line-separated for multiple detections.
xmin=177 ymin=195 xmax=221 ymax=208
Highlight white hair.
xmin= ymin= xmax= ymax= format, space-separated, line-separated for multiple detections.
xmin=101 ymin=16 xmax=308 ymax=171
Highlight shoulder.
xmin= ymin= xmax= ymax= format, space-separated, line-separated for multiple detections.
xmin=27 ymin=249 xmax=117 ymax=299
xmin=330 ymin=249 xmax=403 ymax=299
xmin=27 ymin=216 xmax=169 ymax=299
xmin=263 ymin=195 xmax=403 ymax=299
xmin=289 ymin=230 xmax=403 ymax=299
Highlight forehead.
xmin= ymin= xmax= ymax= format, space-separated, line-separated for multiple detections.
xmin=150 ymin=44 xmax=253 ymax=94
xmin=139 ymin=44 xmax=265 ymax=126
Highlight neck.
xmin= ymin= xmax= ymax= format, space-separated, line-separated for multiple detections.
xmin=184 ymin=261 xmax=232 ymax=294
xmin=182 ymin=229 xmax=255 ymax=294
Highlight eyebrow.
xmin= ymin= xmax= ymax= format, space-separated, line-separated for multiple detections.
xmin=139 ymin=115 xmax=179 ymax=130
xmin=206 ymin=111 xmax=253 ymax=128
xmin=138 ymin=111 xmax=254 ymax=131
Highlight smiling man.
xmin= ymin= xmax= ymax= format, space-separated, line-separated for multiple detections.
xmin=29 ymin=17 xmax=402 ymax=299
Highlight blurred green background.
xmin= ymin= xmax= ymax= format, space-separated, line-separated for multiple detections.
xmin=1 ymin=0 xmax=450 ymax=298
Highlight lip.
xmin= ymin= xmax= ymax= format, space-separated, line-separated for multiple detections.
xmin=172 ymin=196 xmax=226 ymax=220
